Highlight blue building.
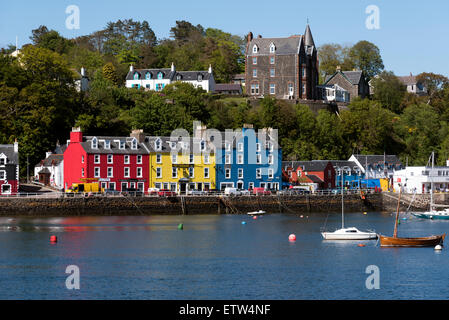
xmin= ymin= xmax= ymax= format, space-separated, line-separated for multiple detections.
xmin=215 ymin=126 xmax=282 ymax=191
xmin=330 ymin=160 xmax=365 ymax=189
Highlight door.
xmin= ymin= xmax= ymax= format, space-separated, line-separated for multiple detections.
xmin=180 ymin=183 xmax=187 ymax=194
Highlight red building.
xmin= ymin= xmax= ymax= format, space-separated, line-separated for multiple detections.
xmin=64 ymin=128 xmax=150 ymax=193
xmin=283 ymin=160 xmax=335 ymax=189
xmin=0 ymin=141 xmax=19 ymax=195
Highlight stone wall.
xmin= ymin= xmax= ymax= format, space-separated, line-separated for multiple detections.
xmin=0 ymin=193 xmax=383 ymax=216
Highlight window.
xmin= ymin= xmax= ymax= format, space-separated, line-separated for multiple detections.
xmin=253 ymin=69 xmax=257 ymax=78
xmin=81 ymin=168 xmax=84 ymax=177
xmin=302 ymin=68 xmax=306 ymax=78
xmin=268 ymin=154 xmax=274 ymax=165
xmin=156 ymin=83 xmax=164 ymax=91
xmin=200 ymin=140 xmax=206 ymax=151
xmin=94 ymin=167 xmax=100 ymax=178
xmin=107 ymin=167 xmax=113 ymax=178
xmin=251 ymin=84 xmax=259 ymax=95
xmin=256 ymin=154 xmax=262 ymax=164
xmin=109 ymin=182 xmax=116 ymax=190
xmin=204 ymin=167 xmax=210 ymax=179
xmin=288 ymin=83 xmax=294 ymax=96
xmin=155 ymin=183 xmax=162 ymax=189
xmin=302 ymin=83 xmax=306 ymax=94
xmin=204 ymin=154 xmax=210 ymax=164
xmin=238 ymin=168 xmax=244 ymax=179
xmin=131 ymin=138 xmax=137 ymax=150
xmin=124 ymin=155 xmax=130 ymax=164
xmin=172 ymin=167 xmax=177 ymax=178
xmin=156 ymin=167 xmax=162 ymax=178
xmin=176 ymin=75 xmax=182 ymax=81
xmin=119 ymin=141 xmax=125 ymax=150
xmin=0 ymin=170 xmax=5 ymax=180
xmin=157 ymin=72 xmax=163 ymax=80
xmin=270 ymin=69 xmax=275 ymax=77
xmin=145 ymin=72 xmax=151 ymax=80
xmin=92 ymin=137 xmax=98 ymax=149
xmin=171 ymin=154 xmax=177 ymax=164
xmin=121 ymin=182 xmax=128 ymax=191
xmin=270 ymin=84 xmax=276 ymax=94
xmin=131 ymin=182 xmax=137 ymax=189
xmin=137 ymin=167 xmax=143 ymax=178
xmin=94 ymin=155 xmax=100 ymax=164
xmin=189 ymin=154 xmax=194 ymax=164
xmin=133 ymin=72 xmax=140 ymax=80
xmin=253 ymin=57 xmax=257 ymax=65
xmin=189 ymin=167 xmax=194 ymax=178
xmin=252 ymin=45 xmax=258 ymax=53
xmin=268 ymin=169 xmax=274 ymax=179
xmin=256 ymin=143 xmax=261 ymax=152
xmin=270 ymin=56 xmax=275 ymax=64
xmin=269 ymin=43 xmax=276 ymax=53
xmin=256 ymin=168 xmax=262 ymax=179
xmin=155 ymin=139 xmax=162 ymax=151
xmin=81 ymin=155 xmax=84 ymax=163
xmin=0 ymin=158 xmax=5 ymax=165
xmin=225 ymin=154 xmax=231 ymax=164
xmin=137 ymin=155 xmax=142 ymax=164
xmin=237 ymin=154 xmax=244 ymax=164
xmin=238 ymin=143 xmax=244 ymax=152
xmin=105 ymin=140 xmax=111 ymax=149
xmin=225 ymin=143 xmax=231 ymax=151
xmin=197 ymin=74 xmax=203 ymax=82
xmin=156 ymin=154 xmax=162 ymax=163
xmin=124 ymin=167 xmax=130 ymax=178
xmin=225 ymin=168 xmax=231 ymax=179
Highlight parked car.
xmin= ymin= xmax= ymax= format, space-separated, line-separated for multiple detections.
xmin=148 ymin=188 xmax=159 ymax=196
xmin=238 ymin=189 xmax=251 ymax=195
xmin=224 ymin=187 xmax=240 ymax=196
xmin=158 ymin=189 xmax=177 ymax=197
xmin=122 ymin=188 xmax=144 ymax=197
xmin=187 ymin=190 xmax=207 ymax=195
xmin=253 ymin=187 xmax=271 ymax=195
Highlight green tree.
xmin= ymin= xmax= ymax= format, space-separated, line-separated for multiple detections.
xmin=348 ymin=41 xmax=384 ymax=80
xmin=371 ymin=71 xmax=407 ymax=113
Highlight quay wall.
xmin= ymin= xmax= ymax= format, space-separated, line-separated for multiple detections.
xmin=0 ymin=193 xmax=383 ymax=216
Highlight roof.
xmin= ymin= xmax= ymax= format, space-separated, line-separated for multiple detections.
xmin=351 ymin=154 xmax=403 ymax=169
xmin=296 ymin=160 xmax=332 ymax=172
xmin=232 ymin=74 xmax=245 ymax=80
xmin=325 ymin=70 xmax=364 ymax=86
xmin=306 ymin=174 xmax=323 ymax=183
xmin=38 ymin=167 xmax=51 ymax=174
xmin=144 ymin=136 xmax=214 ymax=153
xmin=79 ymin=136 xmax=149 ymax=155
xmin=214 ymin=83 xmax=242 ymax=92
xmin=0 ymin=144 xmax=19 ymax=164
xmin=329 ymin=160 xmax=359 ymax=169
xmin=304 ymin=24 xmax=315 ymax=48
xmin=248 ymin=36 xmax=303 ymax=56
xmin=398 ymin=74 xmax=417 ymax=85
xmin=35 ymin=154 xmax=64 ymax=167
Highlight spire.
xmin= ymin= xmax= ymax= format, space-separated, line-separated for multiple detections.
xmin=304 ymin=24 xmax=315 ymax=48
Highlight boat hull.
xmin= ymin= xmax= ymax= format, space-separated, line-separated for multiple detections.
xmin=321 ymin=228 xmax=378 ymax=240
xmin=379 ymin=234 xmax=446 ymax=247
xmin=412 ymin=212 xmax=449 ymax=220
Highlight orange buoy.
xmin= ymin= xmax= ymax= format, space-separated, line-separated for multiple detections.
xmin=50 ymin=235 xmax=57 ymax=243
xmin=289 ymin=234 xmax=296 ymax=241
xmin=253 ymin=216 xmax=257 ymax=220
xmin=358 ymin=244 xmax=365 ymax=247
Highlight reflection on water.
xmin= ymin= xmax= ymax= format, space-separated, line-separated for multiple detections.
xmin=0 ymin=212 xmax=448 ymax=300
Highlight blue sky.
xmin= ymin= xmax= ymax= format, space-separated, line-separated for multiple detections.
xmin=1 ymin=0 xmax=448 ymax=77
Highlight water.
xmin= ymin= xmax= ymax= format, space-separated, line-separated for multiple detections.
xmin=0 ymin=212 xmax=448 ymax=300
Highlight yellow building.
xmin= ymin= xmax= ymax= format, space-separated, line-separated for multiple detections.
xmin=147 ymin=136 xmax=216 ymax=193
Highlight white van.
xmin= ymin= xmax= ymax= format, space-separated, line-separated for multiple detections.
xmin=224 ymin=187 xmax=240 ymax=196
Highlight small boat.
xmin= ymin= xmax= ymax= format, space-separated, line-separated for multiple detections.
xmin=321 ymin=174 xmax=377 ymax=240
xmin=247 ymin=210 xmax=266 ymax=216
xmin=379 ymin=186 xmax=446 ymax=247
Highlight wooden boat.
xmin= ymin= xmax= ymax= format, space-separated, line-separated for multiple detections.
xmin=247 ymin=210 xmax=266 ymax=216
xmin=379 ymin=188 xmax=446 ymax=247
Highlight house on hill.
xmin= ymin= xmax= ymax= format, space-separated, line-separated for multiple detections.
xmin=397 ymin=73 xmax=427 ymax=96
xmin=323 ymin=69 xmax=370 ymax=101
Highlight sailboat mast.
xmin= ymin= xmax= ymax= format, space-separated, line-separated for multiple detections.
xmin=393 ymin=189 xmax=402 ymax=238
xmin=431 ymin=151 xmax=434 ymax=210
xmin=341 ymin=171 xmax=344 ymax=229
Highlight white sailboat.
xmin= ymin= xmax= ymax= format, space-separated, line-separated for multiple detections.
xmin=321 ymin=174 xmax=377 ymax=240
xmin=412 ymin=152 xmax=449 ymax=220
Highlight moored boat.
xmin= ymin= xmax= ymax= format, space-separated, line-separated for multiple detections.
xmin=247 ymin=210 xmax=266 ymax=215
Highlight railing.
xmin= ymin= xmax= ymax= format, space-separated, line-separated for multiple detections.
xmin=0 ymin=188 xmax=378 ymax=199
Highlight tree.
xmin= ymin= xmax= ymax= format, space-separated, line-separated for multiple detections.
xmin=170 ymin=21 xmax=204 ymax=43
xmin=30 ymin=25 xmax=73 ymax=54
xmin=348 ymin=41 xmax=384 ymax=80
xmin=102 ymin=62 xmax=118 ymax=85
xmin=416 ymin=72 xmax=449 ymax=102
xmin=371 ymin=71 xmax=407 ymax=113
xmin=318 ymin=43 xmax=353 ymax=81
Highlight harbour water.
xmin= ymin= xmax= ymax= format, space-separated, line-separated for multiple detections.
xmin=0 ymin=212 xmax=448 ymax=300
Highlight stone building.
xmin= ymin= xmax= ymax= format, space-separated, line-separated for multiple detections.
xmin=245 ymin=24 xmax=319 ymax=100
xmin=323 ymin=69 xmax=370 ymax=101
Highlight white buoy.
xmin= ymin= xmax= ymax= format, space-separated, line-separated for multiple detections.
xmin=435 ymin=245 xmax=442 ymax=251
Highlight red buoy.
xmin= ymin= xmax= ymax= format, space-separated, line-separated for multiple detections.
xmin=50 ymin=235 xmax=57 ymax=243
xmin=289 ymin=234 xmax=296 ymax=241
xmin=253 ymin=216 xmax=257 ymax=220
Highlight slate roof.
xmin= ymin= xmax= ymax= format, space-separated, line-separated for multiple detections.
xmin=79 ymin=136 xmax=149 ymax=155
xmin=35 ymin=154 xmax=64 ymax=168
xmin=214 ymin=83 xmax=242 ymax=92
xmin=126 ymin=69 xmax=212 ymax=81
xmin=329 ymin=160 xmax=359 ymax=170
xmin=248 ymin=36 xmax=303 ymax=56
xmin=352 ymin=155 xmax=403 ymax=169
xmin=296 ymin=160 xmax=332 ymax=172
xmin=306 ymin=174 xmax=323 ymax=183
xmin=144 ymin=136 xmax=214 ymax=153
xmin=0 ymin=144 xmax=19 ymax=165
xmin=398 ymin=75 xmax=417 ymax=86
xmin=325 ymin=71 xmax=364 ymax=86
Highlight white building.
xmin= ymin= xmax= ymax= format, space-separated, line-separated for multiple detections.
xmin=34 ymin=151 xmax=64 ymax=190
xmin=349 ymin=154 xmax=404 ymax=181
xmin=393 ymin=166 xmax=449 ymax=194
xmin=319 ymin=83 xmax=350 ymax=103
xmin=398 ymin=73 xmax=427 ymax=96
xmin=125 ymin=63 xmax=215 ymax=93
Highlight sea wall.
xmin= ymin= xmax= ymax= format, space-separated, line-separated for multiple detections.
xmin=0 ymin=193 xmax=383 ymax=216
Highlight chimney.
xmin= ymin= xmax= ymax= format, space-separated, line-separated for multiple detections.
xmin=247 ymin=32 xmax=253 ymax=43
xmin=70 ymin=127 xmax=83 ymax=143
xmin=130 ymin=129 xmax=145 ymax=143
xmin=446 ymin=159 xmax=449 ymax=167
xmin=171 ymin=62 xmax=175 ymax=72
xmin=336 ymin=66 xmax=341 ymax=72
xmin=81 ymin=67 xmax=85 ymax=77
xmin=194 ymin=123 xmax=207 ymax=139
xmin=14 ymin=139 xmax=18 ymax=153
xmin=130 ymin=65 xmax=134 ymax=72
xmin=46 ymin=151 xmax=52 ymax=159
xmin=208 ymin=64 xmax=212 ymax=74
xmin=257 ymin=35 xmax=262 ymax=38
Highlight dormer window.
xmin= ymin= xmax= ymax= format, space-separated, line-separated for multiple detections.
xmin=157 ymin=72 xmax=163 ymax=80
xmin=155 ymin=138 xmax=162 ymax=151
xmin=145 ymin=72 xmax=151 ymax=80
xmin=197 ymin=74 xmax=203 ymax=82
xmin=119 ymin=141 xmax=125 ymax=150
xmin=170 ymin=142 xmax=177 ymax=149
xmin=133 ymin=72 xmax=140 ymax=80
xmin=105 ymin=140 xmax=111 ymax=149
xmin=200 ymin=140 xmax=206 ymax=151
xmin=91 ymin=137 xmax=98 ymax=149
xmin=131 ymin=138 xmax=137 ymax=150
xmin=269 ymin=43 xmax=276 ymax=53
xmin=252 ymin=45 xmax=258 ymax=53
xmin=176 ymin=74 xmax=182 ymax=81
